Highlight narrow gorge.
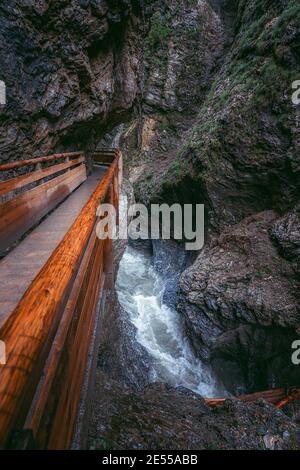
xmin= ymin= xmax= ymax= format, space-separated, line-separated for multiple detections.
xmin=0 ymin=0 xmax=299 ymax=451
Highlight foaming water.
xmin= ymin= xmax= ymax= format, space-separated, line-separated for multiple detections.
xmin=116 ymin=246 xmax=224 ymax=397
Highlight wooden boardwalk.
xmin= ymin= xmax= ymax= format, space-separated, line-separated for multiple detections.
xmin=0 ymin=150 xmax=121 ymax=449
xmin=0 ymin=166 xmax=106 ymax=328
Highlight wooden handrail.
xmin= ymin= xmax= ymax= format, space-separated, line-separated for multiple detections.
xmin=0 ymin=152 xmax=87 ymax=255
xmin=2 ymin=148 xmax=297 ymax=446
xmin=93 ymin=149 xmax=121 ymax=168
xmin=0 ymin=156 xmax=85 ymax=198
xmin=93 ymin=148 xmax=118 ymax=153
xmin=204 ymin=385 xmax=300 ymax=409
xmin=0 ymin=155 xmax=119 ymax=447
xmin=0 ymin=152 xmax=84 ymax=172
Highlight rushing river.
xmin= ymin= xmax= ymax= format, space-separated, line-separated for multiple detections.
xmin=116 ymin=245 xmax=223 ymax=398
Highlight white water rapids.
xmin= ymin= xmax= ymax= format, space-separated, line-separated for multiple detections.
xmin=116 ymin=246 xmax=223 ymax=398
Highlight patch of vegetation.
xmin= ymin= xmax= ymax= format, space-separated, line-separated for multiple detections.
xmin=146 ymin=12 xmax=171 ymax=51
xmin=161 ymin=142 xmax=196 ymax=188
xmin=144 ymin=12 xmax=172 ymax=67
xmin=168 ymin=159 xmax=183 ymax=178
xmin=137 ymin=0 xmax=300 ymax=214
xmin=89 ymin=437 xmax=113 ymax=450
xmin=186 ymin=23 xmax=202 ymax=40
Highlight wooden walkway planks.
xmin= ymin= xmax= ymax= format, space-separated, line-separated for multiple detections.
xmin=0 ymin=166 xmax=106 ymax=328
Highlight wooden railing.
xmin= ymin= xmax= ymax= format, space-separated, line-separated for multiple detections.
xmin=0 ymin=150 xmax=122 ymax=449
xmin=0 ymin=152 xmax=87 ymax=255
xmin=0 ymin=151 xmax=84 ymax=172
xmin=0 ymin=148 xmax=298 ymax=448
xmin=205 ymin=385 xmax=300 ymax=409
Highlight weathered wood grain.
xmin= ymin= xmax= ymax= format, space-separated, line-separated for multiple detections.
xmin=0 ymin=156 xmax=84 ymax=197
xmin=0 ymin=152 xmax=84 ymax=172
xmin=0 ymin=157 xmax=118 ymax=447
xmin=24 ymin=232 xmax=105 ymax=449
xmin=204 ymin=386 xmax=300 ymax=408
xmin=0 ymin=167 xmax=106 ymax=329
xmin=48 ymin=238 xmax=105 ymax=449
xmin=0 ymin=164 xmax=87 ymax=255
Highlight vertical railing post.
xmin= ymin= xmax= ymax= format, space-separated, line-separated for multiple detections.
xmin=65 ymin=155 xmax=70 ymax=172
xmin=103 ymin=183 xmax=114 ymax=290
xmin=114 ymin=167 xmax=119 ymax=226
xmin=118 ymin=151 xmax=123 ymax=187
xmin=35 ymin=162 xmax=44 ymax=185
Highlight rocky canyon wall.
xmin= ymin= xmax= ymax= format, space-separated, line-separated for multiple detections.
xmin=0 ymin=0 xmax=144 ymax=163
xmin=122 ymin=0 xmax=300 ymax=394
xmin=0 ymin=0 xmax=299 ymax=400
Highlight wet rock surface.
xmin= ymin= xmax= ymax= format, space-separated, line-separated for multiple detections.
xmin=126 ymin=0 xmax=228 ymax=203
xmin=152 ymin=239 xmax=191 ymax=309
xmin=271 ymin=205 xmax=300 ymax=276
xmin=88 ymin=377 xmax=300 ymax=450
xmin=97 ymin=289 xmax=153 ymax=391
xmin=96 ymin=185 xmax=154 ymax=391
xmin=178 ymin=211 xmax=299 ymax=393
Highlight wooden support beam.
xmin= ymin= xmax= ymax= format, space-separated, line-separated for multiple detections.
xmin=102 ymin=183 xmax=115 ymax=290
xmin=118 ymin=151 xmax=123 ymax=187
